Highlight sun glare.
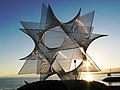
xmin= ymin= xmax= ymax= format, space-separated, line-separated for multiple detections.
xmin=83 ymin=73 xmax=93 ymax=81
xmin=85 ymin=61 xmax=91 ymax=66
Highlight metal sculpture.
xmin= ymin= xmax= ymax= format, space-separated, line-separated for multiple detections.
xmin=18 ymin=3 xmax=107 ymax=81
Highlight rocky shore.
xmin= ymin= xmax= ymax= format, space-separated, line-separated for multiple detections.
xmin=17 ymin=80 xmax=119 ymax=90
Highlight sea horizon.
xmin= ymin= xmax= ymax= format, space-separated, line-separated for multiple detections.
xmin=0 ymin=73 xmax=120 ymax=90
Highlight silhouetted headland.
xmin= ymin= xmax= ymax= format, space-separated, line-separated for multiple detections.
xmin=102 ymin=77 xmax=120 ymax=82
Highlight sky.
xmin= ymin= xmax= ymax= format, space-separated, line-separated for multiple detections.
xmin=0 ymin=0 xmax=120 ymax=76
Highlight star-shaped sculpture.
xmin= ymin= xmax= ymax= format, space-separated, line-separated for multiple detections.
xmin=18 ymin=3 xmax=108 ymax=82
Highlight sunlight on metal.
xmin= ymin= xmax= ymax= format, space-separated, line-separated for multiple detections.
xmin=80 ymin=47 xmax=85 ymax=55
xmin=59 ymin=51 xmax=68 ymax=59
xmin=76 ymin=19 xmax=89 ymax=33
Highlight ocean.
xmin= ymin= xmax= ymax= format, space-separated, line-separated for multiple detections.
xmin=0 ymin=74 xmax=120 ymax=90
xmin=0 ymin=77 xmax=39 ymax=90
xmin=88 ymin=73 xmax=120 ymax=86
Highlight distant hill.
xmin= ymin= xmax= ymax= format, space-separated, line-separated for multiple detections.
xmin=102 ymin=67 xmax=120 ymax=73
xmin=89 ymin=67 xmax=120 ymax=74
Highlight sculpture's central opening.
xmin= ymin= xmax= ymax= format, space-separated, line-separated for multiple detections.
xmin=44 ymin=26 xmax=65 ymax=48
